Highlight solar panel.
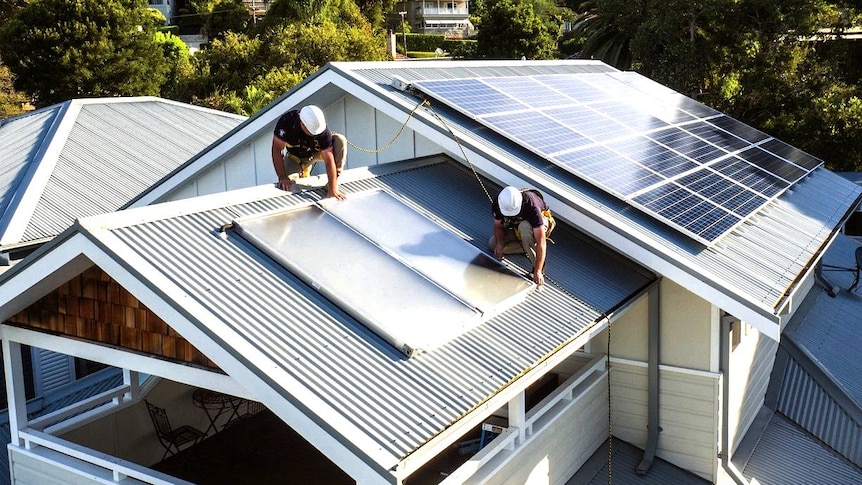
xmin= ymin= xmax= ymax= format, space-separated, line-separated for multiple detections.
xmin=233 ymin=189 xmax=534 ymax=357
xmin=411 ymin=73 xmax=823 ymax=245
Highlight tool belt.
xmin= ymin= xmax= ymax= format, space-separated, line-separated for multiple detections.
xmin=287 ymin=153 xmax=314 ymax=165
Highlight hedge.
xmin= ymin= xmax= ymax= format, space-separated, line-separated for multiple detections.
xmin=397 ymin=33 xmax=476 ymax=56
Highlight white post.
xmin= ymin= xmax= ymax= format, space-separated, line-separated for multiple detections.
xmin=4 ymin=340 xmax=29 ymax=446
xmin=508 ymin=391 xmax=526 ymax=443
xmin=122 ymin=369 xmax=140 ymax=402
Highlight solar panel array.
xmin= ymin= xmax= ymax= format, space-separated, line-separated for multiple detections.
xmin=412 ymin=72 xmax=823 ymax=245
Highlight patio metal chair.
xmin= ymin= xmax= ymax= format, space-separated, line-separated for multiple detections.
xmin=145 ymin=400 xmax=206 ymax=460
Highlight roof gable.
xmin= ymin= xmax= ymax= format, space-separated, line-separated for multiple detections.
xmin=0 ymin=98 xmax=245 ymax=252
xmin=0 ymin=157 xmax=654 ymax=482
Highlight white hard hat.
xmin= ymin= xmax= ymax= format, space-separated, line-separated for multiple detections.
xmin=498 ymin=186 xmax=522 ymax=216
xmin=299 ymin=105 xmax=326 ymax=135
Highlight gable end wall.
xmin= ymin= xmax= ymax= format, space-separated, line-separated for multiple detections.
xmin=5 ymin=266 xmax=216 ymax=369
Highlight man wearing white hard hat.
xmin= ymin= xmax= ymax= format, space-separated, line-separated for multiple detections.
xmin=271 ymin=105 xmax=346 ymax=200
xmin=489 ymin=186 xmax=552 ymax=285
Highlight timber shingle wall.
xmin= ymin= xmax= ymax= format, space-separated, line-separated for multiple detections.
xmin=8 ymin=266 xmax=217 ymax=369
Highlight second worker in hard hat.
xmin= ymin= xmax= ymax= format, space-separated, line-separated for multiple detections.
xmin=489 ymin=186 xmax=553 ymax=286
xmin=271 ymin=105 xmax=346 ymax=200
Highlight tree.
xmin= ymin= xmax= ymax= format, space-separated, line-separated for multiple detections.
xmin=0 ymin=0 xmax=170 ymax=106
xmin=477 ymin=0 xmax=558 ymax=59
xmin=0 ymin=62 xmax=28 ymax=118
xmin=570 ymin=0 xmax=862 ymax=169
xmin=193 ymin=0 xmax=250 ymax=39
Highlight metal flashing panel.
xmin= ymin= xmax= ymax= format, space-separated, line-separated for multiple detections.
xmin=234 ymin=189 xmax=533 ymax=357
xmin=411 ymin=73 xmax=823 ymax=245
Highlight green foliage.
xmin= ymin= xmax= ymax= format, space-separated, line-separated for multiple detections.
xmin=146 ymin=7 xmax=166 ymax=26
xmin=573 ymin=0 xmax=862 ymax=169
xmin=154 ymin=31 xmax=194 ymax=99
xmin=0 ymin=0 xmax=27 ymax=22
xmin=0 ymin=62 xmax=28 ymax=118
xmin=476 ymin=0 xmax=558 ymax=59
xmin=261 ymin=0 xmax=331 ymax=25
xmin=0 ymin=0 xmax=170 ymax=106
xmin=175 ymin=18 xmax=386 ymax=106
xmin=193 ymin=0 xmax=250 ymax=39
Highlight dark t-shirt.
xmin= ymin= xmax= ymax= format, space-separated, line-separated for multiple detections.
xmin=273 ymin=110 xmax=334 ymax=159
xmin=491 ymin=190 xmax=548 ymax=228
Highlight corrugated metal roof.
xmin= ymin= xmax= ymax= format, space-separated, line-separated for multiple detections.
xmin=0 ymin=98 xmax=244 ymax=251
xmin=0 ymin=105 xmax=64 ymax=231
xmin=331 ymin=61 xmax=862 ymax=324
xmin=793 ymin=235 xmax=862 ymax=406
xmin=775 ymin=351 xmax=862 ymax=467
xmin=769 ymin=234 xmax=862 ymax=468
xmin=102 ymin=159 xmax=653 ymax=467
xmin=742 ymin=413 xmax=862 ymax=484
xmin=20 ymin=99 xmax=245 ymax=244
xmin=566 ymin=438 xmax=709 ymax=485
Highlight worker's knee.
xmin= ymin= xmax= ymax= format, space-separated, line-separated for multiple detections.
xmin=332 ymin=133 xmax=347 ymax=171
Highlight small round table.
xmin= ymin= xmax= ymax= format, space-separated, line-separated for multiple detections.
xmin=192 ymin=389 xmax=245 ymax=435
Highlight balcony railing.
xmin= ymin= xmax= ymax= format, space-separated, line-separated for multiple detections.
xmin=416 ymin=7 xmax=469 ymax=15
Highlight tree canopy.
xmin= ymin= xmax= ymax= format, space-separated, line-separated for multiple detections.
xmin=476 ymin=0 xmax=558 ymax=59
xmin=0 ymin=0 xmax=170 ymax=106
xmin=570 ymin=0 xmax=862 ymax=170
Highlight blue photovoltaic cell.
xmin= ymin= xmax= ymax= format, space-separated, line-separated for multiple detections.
xmin=483 ymin=77 xmax=574 ymax=109
xmin=412 ymin=73 xmax=819 ymax=245
xmin=536 ymin=75 xmax=612 ymax=104
xmin=648 ymin=127 xmax=728 ymax=164
xmin=683 ymin=122 xmax=751 ymax=153
xmin=590 ymin=101 xmax=669 ymax=132
xmin=417 ymin=79 xmax=529 ymax=116
xmin=633 ymin=182 xmax=742 ymax=241
xmin=710 ymin=157 xmax=788 ymax=198
xmin=709 ymin=116 xmax=769 ymax=143
xmin=483 ymin=111 xmax=590 ymax=154
xmin=674 ymin=97 xmax=722 ymax=119
xmin=760 ymin=138 xmax=823 ymax=171
xmin=677 ymin=169 xmax=768 ymax=216
xmin=605 ymin=136 xmax=699 ymax=179
xmin=545 ymin=105 xmax=634 ymax=141
xmin=556 ymin=146 xmax=664 ymax=196
xmin=738 ymin=146 xmax=807 ymax=183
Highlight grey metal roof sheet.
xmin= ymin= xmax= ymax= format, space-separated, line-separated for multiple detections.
xmin=742 ymin=413 xmax=862 ymax=484
xmin=0 ymin=105 xmax=64 ymax=232
xmin=0 ymin=98 xmax=244 ymax=250
xmin=101 ymin=159 xmax=653 ymax=466
xmin=331 ymin=61 xmax=862 ymax=321
xmin=793 ymin=235 xmax=862 ymax=406
xmin=21 ymin=100 xmax=245 ymax=243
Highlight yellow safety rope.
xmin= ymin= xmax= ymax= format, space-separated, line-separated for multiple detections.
xmin=345 ymin=98 xmax=429 ymax=154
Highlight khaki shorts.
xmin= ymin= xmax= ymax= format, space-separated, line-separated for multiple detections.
xmin=282 ymin=133 xmax=346 ymax=178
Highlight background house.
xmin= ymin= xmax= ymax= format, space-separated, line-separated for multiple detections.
xmin=1 ymin=60 xmax=861 ymax=485
xmin=393 ymin=0 xmax=474 ymax=37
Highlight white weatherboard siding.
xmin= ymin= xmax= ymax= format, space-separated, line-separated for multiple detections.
xmin=729 ymin=330 xmax=778 ymax=454
xmin=486 ymin=379 xmax=608 ymax=485
xmin=166 ymin=94 xmax=437 ymax=201
xmin=609 ymin=360 xmax=720 ymax=482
